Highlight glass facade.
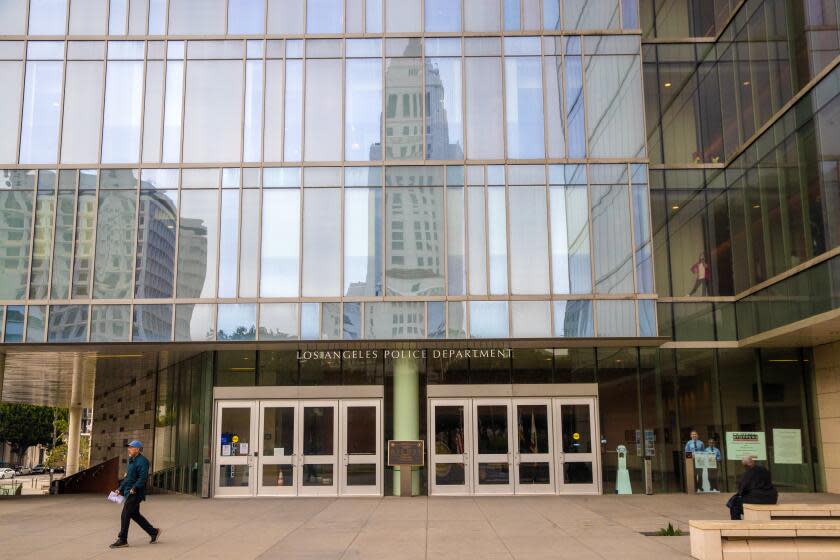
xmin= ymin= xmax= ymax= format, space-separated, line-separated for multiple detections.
xmin=0 ymin=0 xmax=837 ymax=499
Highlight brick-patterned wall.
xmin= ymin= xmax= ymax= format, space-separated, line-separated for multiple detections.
xmin=90 ymin=368 xmax=156 ymax=471
xmin=814 ymin=341 xmax=840 ymax=493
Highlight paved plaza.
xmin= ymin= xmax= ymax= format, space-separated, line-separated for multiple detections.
xmin=1 ymin=492 xmax=837 ymax=559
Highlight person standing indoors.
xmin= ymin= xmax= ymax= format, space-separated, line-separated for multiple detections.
xmin=706 ymin=438 xmax=722 ymax=492
xmin=727 ymin=455 xmax=778 ymax=520
xmin=689 ymin=253 xmax=710 ymax=296
xmin=684 ymin=430 xmax=705 ymax=491
xmin=110 ymin=441 xmax=161 ymax=548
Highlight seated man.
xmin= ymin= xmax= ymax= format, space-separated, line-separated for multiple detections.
xmin=727 ymin=455 xmax=778 ymax=520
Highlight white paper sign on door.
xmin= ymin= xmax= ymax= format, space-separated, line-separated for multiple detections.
xmin=772 ymin=428 xmax=802 ymax=464
xmin=240 ymin=443 xmax=249 ymax=455
xmin=222 ymin=445 xmax=231 ymax=456
xmin=726 ymin=431 xmax=766 ymax=461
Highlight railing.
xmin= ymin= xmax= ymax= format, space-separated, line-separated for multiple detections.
xmin=53 ymin=456 xmax=120 ymax=494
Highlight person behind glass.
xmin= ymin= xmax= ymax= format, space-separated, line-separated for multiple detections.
xmin=727 ymin=455 xmax=778 ymax=520
xmin=706 ymin=437 xmax=722 ymax=492
xmin=110 ymin=441 xmax=162 ymax=549
xmin=684 ymin=430 xmax=704 ymax=491
xmin=689 ymin=253 xmax=710 ymax=296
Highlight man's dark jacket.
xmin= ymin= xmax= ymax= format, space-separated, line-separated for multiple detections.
xmin=736 ymin=465 xmax=778 ymax=504
xmin=119 ymin=453 xmax=150 ymax=501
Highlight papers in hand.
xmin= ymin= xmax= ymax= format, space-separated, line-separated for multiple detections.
xmin=107 ymin=491 xmax=125 ymax=504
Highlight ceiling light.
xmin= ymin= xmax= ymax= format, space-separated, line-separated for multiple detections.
xmin=672 ymin=205 xmax=680 ymax=210
xmin=743 ymin=81 xmax=750 ymax=86
xmin=664 ymin=82 xmax=672 ymax=88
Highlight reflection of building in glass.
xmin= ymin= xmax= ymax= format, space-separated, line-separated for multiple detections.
xmin=134 ymin=188 xmax=178 ymax=299
xmin=425 ymin=61 xmax=465 ymax=161
xmin=362 ymin=49 xmax=462 ymax=338
xmin=0 ymin=189 xmax=32 ymax=299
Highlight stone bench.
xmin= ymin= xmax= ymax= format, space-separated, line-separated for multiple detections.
xmin=689 ymin=519 xmax=840 ymax=559
xmin=743 ymin=503 xmax=840 ymax=521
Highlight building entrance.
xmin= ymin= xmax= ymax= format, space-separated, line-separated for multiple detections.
xmin=429 ymin=397 xmax=600 ymax=495
xmin=213 ymin=399 xmax=382 ymax=497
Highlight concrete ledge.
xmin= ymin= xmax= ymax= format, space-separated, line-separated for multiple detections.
xmin=690 ymin=520 xmax=840 ymax=560
xmin=743 ymin=503 xmax=840 ymax=520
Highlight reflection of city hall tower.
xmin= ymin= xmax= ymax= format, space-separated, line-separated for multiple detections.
xmin=367 ymin=53 xmax=464 ymax=337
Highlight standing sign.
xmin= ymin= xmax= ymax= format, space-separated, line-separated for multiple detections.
xmin=693 ymin=450 xmax=717 ymax=469
xmin=772 ymin=428 xmax=803 ymax=464
xmin=725 ymin=432 xmax=767 ymax=461
xmin=388 ymin=440 xmax=424 ymax=498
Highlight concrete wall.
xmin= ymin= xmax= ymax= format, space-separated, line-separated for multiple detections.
xmin=90 ymin=369 xmax=156 ymax=470
xmin=814 ymin=341 xmax=840 ymax=493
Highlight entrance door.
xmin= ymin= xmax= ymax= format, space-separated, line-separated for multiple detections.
xmin=298 ymin=400 xmax=339 ymax=496
xmin=472 ymin=399 xmax=514 ymax=494
xmin=513 ymin=399 xmax=554 ymax=494
xmin=214 ymin=400 xmax=257 ymax=497
xmin=257 ymin=401 xmax=298 ymax=496
xmin=340 ymin=399 xmax=382 ymax=496
xmin=429 ymin=399 xmax=471 ymax=495
xmin=555 ymin=398 xmax=600 ymax=494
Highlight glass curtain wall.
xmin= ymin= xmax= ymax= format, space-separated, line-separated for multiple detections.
xmin=152 ymin=352 xmax=213 ymax=495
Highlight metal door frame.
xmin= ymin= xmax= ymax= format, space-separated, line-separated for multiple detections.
xmin=512 ymin=398 xmax=555 ymax=495
xmin=428 ymin=398 xmax=472 ymax=495
xmin=554 ymin=397 xmax=602 ymax=495
xmin=213 ymin=400 xmax=258 ymax=497
xmin=471 ymin=398 xmax=514 ymax=495
xmin=256 ymin=400 xmax=299 ymax=496
xmin=339 ymin=399 xmax=383 ymax=497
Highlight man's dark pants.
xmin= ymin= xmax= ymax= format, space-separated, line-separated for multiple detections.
xmin=119 ymin=493 xmax=155 ymax=541
xmin=727 ymin=495 xmax=744 ymax=519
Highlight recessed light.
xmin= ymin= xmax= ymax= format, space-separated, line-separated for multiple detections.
xmin=743 ymin=81 xmax=750 ymax=86
xmin=672 ymin=205 xmax=680 ymax=210
xmin=664 ymin=82 xmax=672 ymax=88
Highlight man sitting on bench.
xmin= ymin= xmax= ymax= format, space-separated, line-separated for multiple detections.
xmin=727 ymin=455 xmax=778 ymax=520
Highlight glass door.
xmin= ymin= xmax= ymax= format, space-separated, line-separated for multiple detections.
xmin=214 ymin=400 xmax=257 ymax=497
xmin=472 ymin=399 xmax=514 ymax=494
xmin=297 ymin=400 xmax=339 ymax=496
xmin=554 ymin=398 xmax=600 ymax=494
xmin=429 ymin=399 xmax=471 ymax=495
xmin=340 ymin=400 xmax=382 ymax=496
xmin=513 ymin=399 xmax=554 ymax=494
xmin=257 ymin=401 xmax=298 ymax=496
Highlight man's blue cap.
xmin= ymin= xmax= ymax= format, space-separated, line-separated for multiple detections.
xmin=127 ymin=440 xmax=143 ymax=448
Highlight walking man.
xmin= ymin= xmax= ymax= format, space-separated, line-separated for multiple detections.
xmin=110 ymin=440 xmax=161 ymax=548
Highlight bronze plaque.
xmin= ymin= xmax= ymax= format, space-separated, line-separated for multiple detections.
xmin=387 ymin=440 xmax=424 ymax=467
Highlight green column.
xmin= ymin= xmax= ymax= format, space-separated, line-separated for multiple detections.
xmin=392 ymin=356 xmax=420 ymax=496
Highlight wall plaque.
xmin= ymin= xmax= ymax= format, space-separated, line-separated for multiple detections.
xmin=388 ymin=440 xmax=424 ymax=467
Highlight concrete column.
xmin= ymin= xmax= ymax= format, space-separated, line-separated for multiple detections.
xmin=392 ymin=356 xmax=420 ymax=496
xmin=814 ymin=341 xmax=840 ymax=493
xmin=66 ymin=354 xmax=84 ymax=476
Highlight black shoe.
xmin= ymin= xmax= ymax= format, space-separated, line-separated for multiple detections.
xmin=109 ymin=540 xmax=128 ymax=548
xmin=150 ymin=528 xmax=161 ymax=544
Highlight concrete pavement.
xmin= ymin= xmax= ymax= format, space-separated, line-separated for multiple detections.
xmin=0 ymin=493 xmax=837 ymax=559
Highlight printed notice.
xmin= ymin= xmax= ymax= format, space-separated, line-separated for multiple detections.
xmin=222 ymin=444 xmax=231 ymax=456
xmin=725 ymin=431 xmax=767 ymax=461
xmin=772 ymin=428 xmax=803 ymax=464
xmin=240 ymin=443 xmax=249 ymax=455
